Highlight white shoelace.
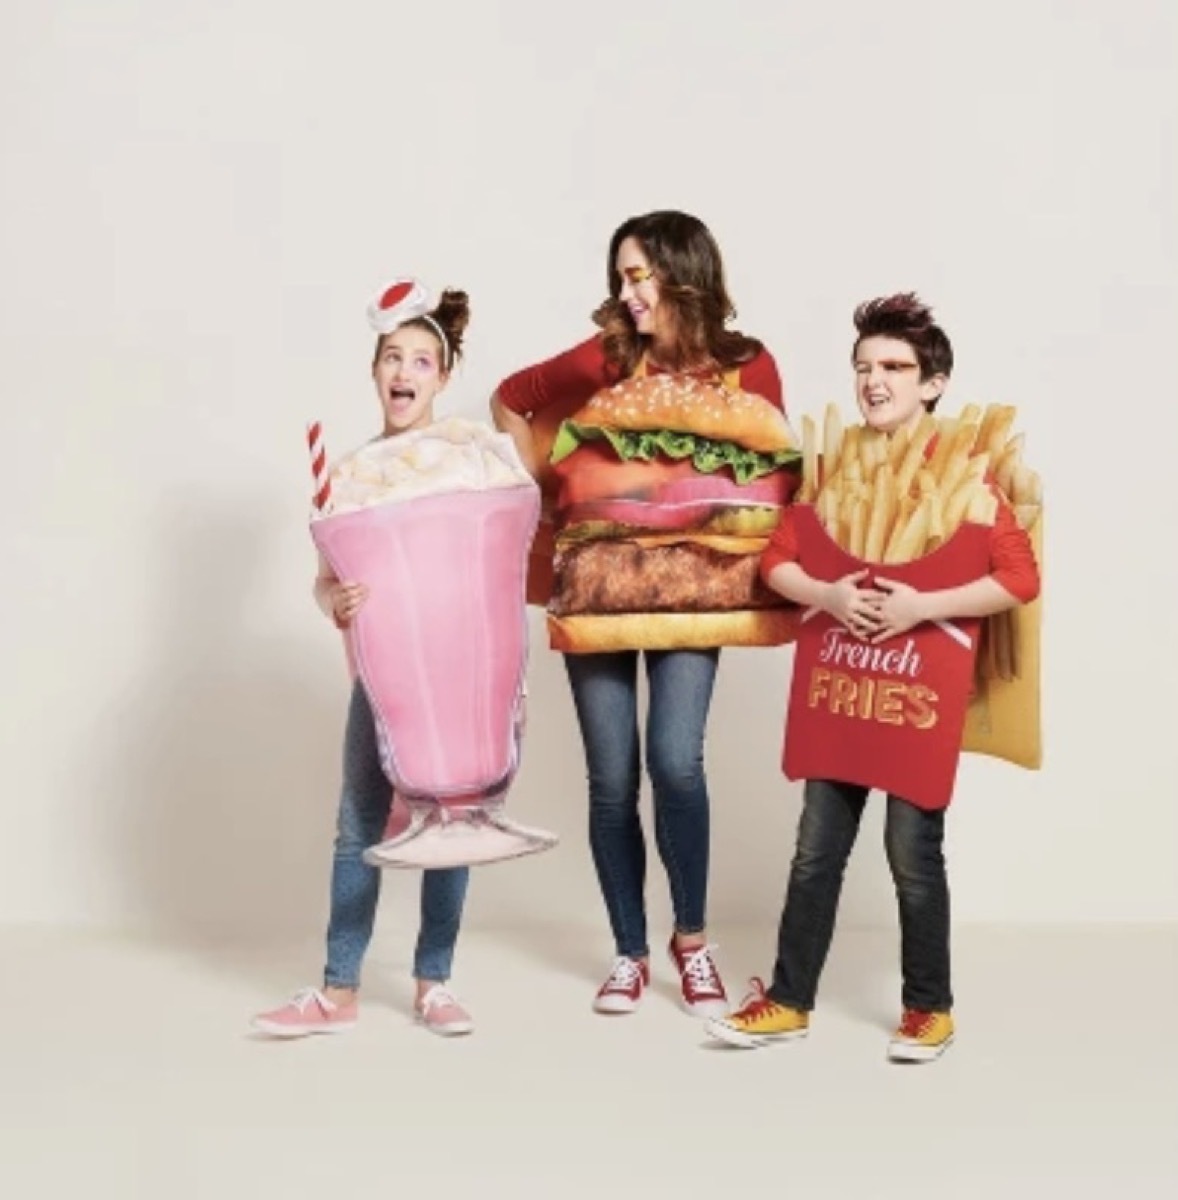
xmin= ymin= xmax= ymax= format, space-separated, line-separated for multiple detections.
xmin=603 ymin=957 xmax=644 ymax=989
xmin=287 ymin=987 xmax=333 ymax=1012
xmin=679 ymin=944 xmax=723 ymax=997
xmin=419 ymin=984 xmax=462 ymax=1013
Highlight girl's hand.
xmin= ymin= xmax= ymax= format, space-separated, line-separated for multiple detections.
xmin=823 ymin=569 xmax=885 ymax=640
xmin=867 ymin=577 xmax=929 ymax=643
xmin=330 ymin=582 xmax=369 ymax=626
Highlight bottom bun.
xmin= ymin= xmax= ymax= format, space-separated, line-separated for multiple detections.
xmin=548 ymin=608 xmax=801 ymax=653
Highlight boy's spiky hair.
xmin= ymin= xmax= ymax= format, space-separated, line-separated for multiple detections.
xmin=852 ymin=293 xmax=953 ymax=380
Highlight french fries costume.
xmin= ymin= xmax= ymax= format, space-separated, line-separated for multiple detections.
xmin=309 ymin=282 xmax=558 ymax=868
xmin=522 ymin=354 xmax=803 ymax=652
xmin=777 ymin=403 xmax=1043 ymax=808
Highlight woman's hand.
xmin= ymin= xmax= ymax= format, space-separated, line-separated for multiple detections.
xmin=822 ymin=569 xmax=885 ymax=640
xmin=866 ymin=577 xmax=929 ymax=643
xmin=330 ymin=582 xmax=369 ymax=627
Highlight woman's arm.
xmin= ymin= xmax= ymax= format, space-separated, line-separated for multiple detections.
xmin=490 ymin=391 xmax=541 ymax=477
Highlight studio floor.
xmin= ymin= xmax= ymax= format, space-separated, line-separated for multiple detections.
xmin=3 ymin=922 xmax=1175 ymax=1199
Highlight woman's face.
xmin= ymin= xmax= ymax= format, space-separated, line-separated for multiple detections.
xmin=372 ymin=325 xmax=448 ymax=435
xmin=615 ymin=236 xmax=661 ymax=336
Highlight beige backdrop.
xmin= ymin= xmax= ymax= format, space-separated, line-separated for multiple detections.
xmin=1 ymin=0 xmax=1175 ymax=943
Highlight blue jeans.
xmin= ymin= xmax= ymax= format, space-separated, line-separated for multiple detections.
xmin=769 ymin=779 xmax=952 ymax=1012
xmin=563 ymin=649 xmax=719 ymax=959
xmin=323 ymin=683 xmax=470 ymax=987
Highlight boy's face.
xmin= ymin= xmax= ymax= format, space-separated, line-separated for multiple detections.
xmin=372 ymin=325 xmax=448 ymax=435
xmin=853 ymin=336 xmax=946 ymax=435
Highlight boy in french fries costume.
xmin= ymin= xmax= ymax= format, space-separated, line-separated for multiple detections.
xmin=706 ymin=295 xmax=1042 ymax=1062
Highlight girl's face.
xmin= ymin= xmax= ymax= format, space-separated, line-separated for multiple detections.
xmin=853 ymin=336 xmax=945 ymax=435
xmin=615 ymin=236 xmax=662 ymax=337
xmin=372 ymin=325 xmax=448 ymax=435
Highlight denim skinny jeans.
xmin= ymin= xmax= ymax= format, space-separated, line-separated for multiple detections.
xmin=323 ymin=683 xmax=469 ymax=987
xmin=563 ymin=648 xmax=719 ymax=959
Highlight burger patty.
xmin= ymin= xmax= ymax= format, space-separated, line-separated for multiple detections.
xmin=550 ymin=540 xmax=783 ymax=616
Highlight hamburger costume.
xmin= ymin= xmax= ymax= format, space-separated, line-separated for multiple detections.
xmin=498 ymin=336 xmax=802 ymax=648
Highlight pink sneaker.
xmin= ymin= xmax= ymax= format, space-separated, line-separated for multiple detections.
xmin=668 ymin=939 xmax=729 ymax=1018
xmin=251 ymin=987 xmax=358 ymax=1038
xmin=593 ymin=956 xmax=650 ymax=1014
xmin=416 ymin=984 xmax=474 ymax=1037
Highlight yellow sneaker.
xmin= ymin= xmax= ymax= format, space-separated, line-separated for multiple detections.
xmin=704 ymin=978 xmax=809 ymax=1048
xmin=888 ymin=1009 xmax=954 ymax=1062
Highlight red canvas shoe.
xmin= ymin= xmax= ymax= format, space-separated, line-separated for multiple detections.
xmin=593 ymin=956 xmax=650 ymax=1014
xmin=668 ymin=939 xmax=729 ymax=1019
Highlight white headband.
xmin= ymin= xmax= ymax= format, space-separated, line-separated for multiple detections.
xmin=367 ymin=277 xmax=452 ymax=368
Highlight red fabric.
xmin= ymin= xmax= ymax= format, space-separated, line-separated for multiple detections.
xmin=496 ymin=334 xmax=786 ymax=415
xmin=783 ymin=508 xmax=993 ymax=809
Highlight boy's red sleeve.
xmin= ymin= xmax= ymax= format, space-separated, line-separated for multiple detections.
xmin=989 ymin=498 xmax=1041 ymax=604
xmin=759 ymin=507 xmax=800 ymax=585
xmin=495 ymin=336 xmax=608 ymax=416
xmin=739 ymin=350 xmax=785 ymax=412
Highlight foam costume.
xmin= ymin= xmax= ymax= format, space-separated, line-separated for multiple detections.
xmin=522 ymin=359 xmax=803 ymax=652
xmin=769 ymin=405 xmax=1043 ymax=807
xmin=309 ymin=280 xmax=558 ymax=868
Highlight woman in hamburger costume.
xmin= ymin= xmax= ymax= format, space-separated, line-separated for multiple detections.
xmin=491 ymin=210 xmax=799 ymax=1017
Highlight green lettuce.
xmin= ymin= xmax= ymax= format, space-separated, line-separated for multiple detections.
xmin=550 ymin=421 xmax=800 ymax=485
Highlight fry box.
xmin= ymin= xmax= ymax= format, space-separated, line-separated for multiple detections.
xmin=962 ymin=513 xmax=1043 ymax=768
xmin=784 ymin=506 xmax=990 ymax=810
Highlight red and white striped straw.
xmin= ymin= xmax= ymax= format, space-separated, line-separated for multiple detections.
xmin=306 ymin=421 xmax=332 ymax=513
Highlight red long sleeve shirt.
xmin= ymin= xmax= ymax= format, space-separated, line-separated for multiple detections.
xmin=495 ymin=334 xmax=786 ymax=415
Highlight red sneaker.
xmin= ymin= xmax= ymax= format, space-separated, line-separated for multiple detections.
xmin=668 ymin=939 xmax=729 ymax=1018
xmin=593 ymin=956 xmax=650 ymax=1014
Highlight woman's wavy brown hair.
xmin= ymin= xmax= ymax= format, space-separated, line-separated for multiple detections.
xmin=592 ymin=211 xmax=763 ymax=379
xmin=373 ymin=289 xmax=471 ymax=370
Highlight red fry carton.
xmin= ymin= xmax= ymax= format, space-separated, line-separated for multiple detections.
xmin=783 ymin=506 xmax=991 ymax=810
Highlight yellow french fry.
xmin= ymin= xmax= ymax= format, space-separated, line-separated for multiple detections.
xmin=936 ymin=422 xmax=980 ymax=493
xmin=982 ymin=405 xmax=1017 ymax=463
xmin=818 ymin=484 xmax=840 ymax=537
xmin=926 ymin=417 xmax=959 ymax=479
xmin=973 ymin=404 xmax=1002 ymax=460
xmin=801 ymin=414 xmax=818 ymax=500
xmin=942 ymin=458 xmax=988 ymax=534
xmin=966 ymin=484 xmax=998 ymax=526
xmin=884 ymin=496 xmax=932 ymax=564
xmin=839 ymin=424 xmax=861 ymax=474
xmin=926 ymin=490 xmax=945 ymax=551
xmin=994 ymin=433 xmax=1024 ymax=498
xmin=863 ymin=464 xmax=894 ymax=562
xmin=895 ymin=417 xmax=938 ymax=498
xmin=958 ymin=402 xmax=982 ymax=429
xmin=849 ymin=497 xmax=868 ymax=558
xmin=823 ymin=404 xmax=843 ymax=485
xmin=887 ymin=423 xmax=911 ymax=468
xmin=1014 ymin=502 xmax=1041 ymax=530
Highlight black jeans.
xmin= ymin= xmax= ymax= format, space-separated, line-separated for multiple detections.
xmin=769 ymin=778 xmax=952 ymax=1013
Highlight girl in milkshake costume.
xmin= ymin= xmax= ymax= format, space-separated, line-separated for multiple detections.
xmin=492 ymin=211 xmax=795 ymax=1018
xmin=253 ymin=283 xmax=478 ymax=1038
